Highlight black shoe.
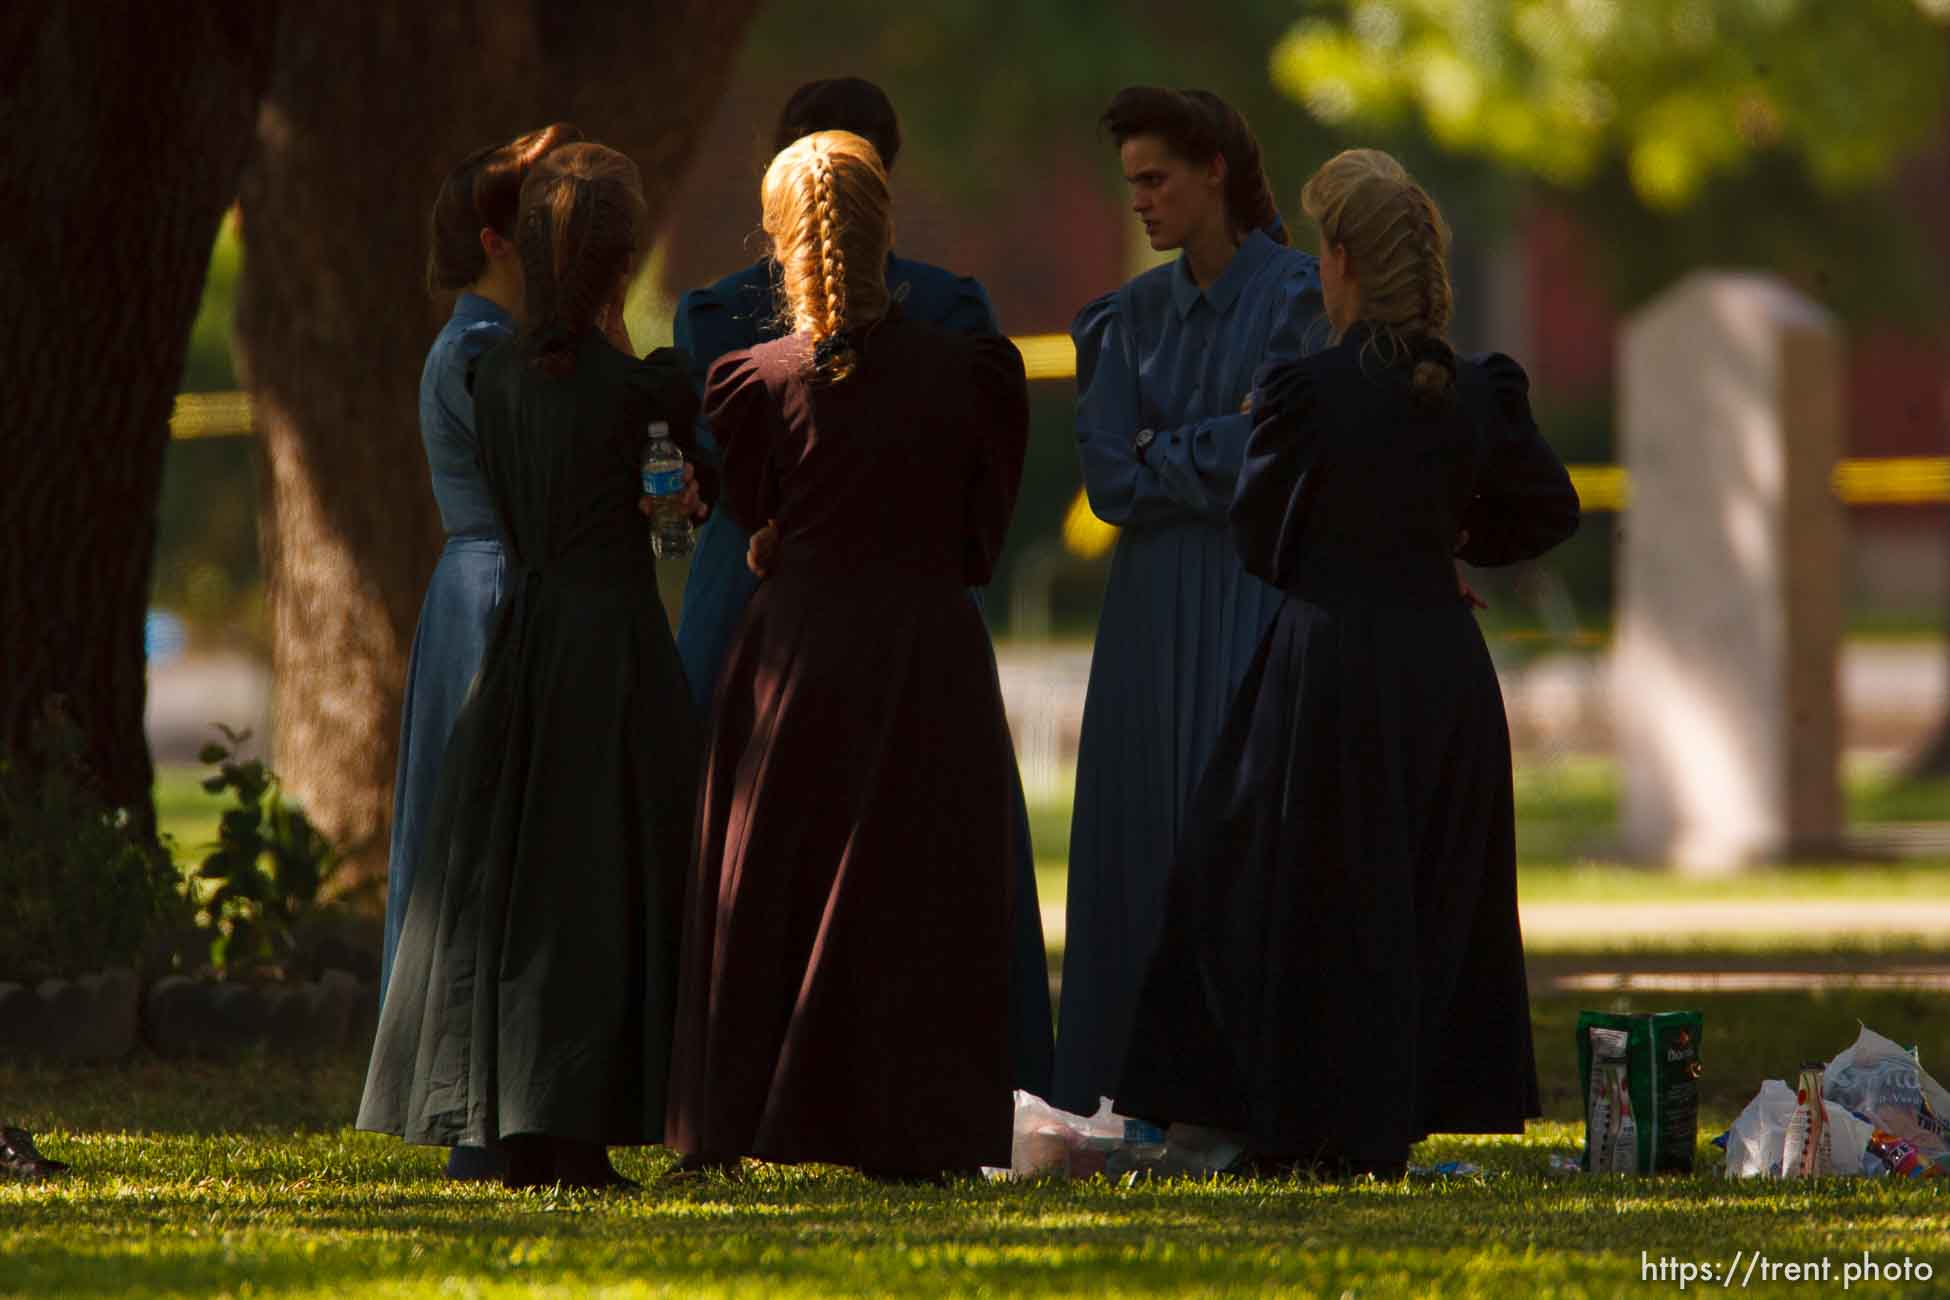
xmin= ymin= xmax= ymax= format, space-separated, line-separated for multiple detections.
xmin=501 ymin=1134 xmax=556 ymax=1191
xmin=445 ymin=1144 xmax=507 ymax=1182
xmin=2 ymin=1126 xmax=70 ymax=1181
xmin=554 ymin=1140 xmax=639 ymax=1193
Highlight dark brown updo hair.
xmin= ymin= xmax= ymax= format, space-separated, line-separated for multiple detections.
xmin=1301 ymin=148 xmax=1457 ymax=409
xmin=514 ymin=143 xmax=648 ymax=377
xmin=774 ymin=77 xmax=901 ymax=172
xmin=1100 ymin=86 xmax=1287 ymax=245
xmin=426 ymin=122 xmax=584 ymax=293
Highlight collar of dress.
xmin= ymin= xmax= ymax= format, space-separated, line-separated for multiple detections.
xmin=453 ymin=292 xmax=513 ymax=328
xmin=1170 ymin=227 xmax=1276 ymax=321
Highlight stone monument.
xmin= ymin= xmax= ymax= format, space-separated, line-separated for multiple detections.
xmin=1615 ymin=272 xmax=1843 ymax=872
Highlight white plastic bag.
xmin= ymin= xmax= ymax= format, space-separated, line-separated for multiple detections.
xmin=1824 ymin=1025 xmax=1950 ymax=1157
xmin=1723 ymin=1080 xmax=1878 ymax=1178
xmin=991 ymin=1094 xmax=1242 ymax=1180
xmin=995 ymin=1092 xmax=1125 ymax=1179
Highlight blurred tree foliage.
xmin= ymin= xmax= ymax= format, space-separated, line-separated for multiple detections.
xmin=179 ymin=215 xmax=241 ymax=394
xmin=1273 ymin=0 xmax=1950 ymax=320
xmin=732 ymin=0 xmax=1519 ymax=251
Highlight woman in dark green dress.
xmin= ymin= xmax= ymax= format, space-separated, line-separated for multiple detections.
xmin=358 ymin=143 xmax=704 ymax=1191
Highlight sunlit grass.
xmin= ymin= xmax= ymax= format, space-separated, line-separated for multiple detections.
xmin=7 ymin=984 xmax=1948 ymax=1298
xmin=155 ymin=763 xmax=229 ymax=869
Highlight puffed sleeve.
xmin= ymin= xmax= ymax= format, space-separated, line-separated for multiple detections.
xmin=670 ymin=289 xmax=725 ymax=396
xmin=1230 ymin=357 xmax=1332 ymax=588
xmin=939 ymin=274 xmax=1002 ymax=337
xmin=672 ymin=281 xmax=758 ymax=469
xmin=448 ymin=320 xmax=513 ymax=433
xmin=1070 ymin=289 xmax=1157 ymax=527
xmin=623 ymin=345 xmax=714 ymax=505
xmin=1456 ymin=354 xmax=1581 ymax=567
xmin=963 ymin=335 xmax=1030 ymax=587
xmin=702 ymin=349 xmax=781 ymax=532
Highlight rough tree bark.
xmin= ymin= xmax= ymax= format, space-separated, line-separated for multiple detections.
xmin=0 ymin=2 xmax=276 ymax=826
xmin=233 ymin=1 xmax=759 ymax=886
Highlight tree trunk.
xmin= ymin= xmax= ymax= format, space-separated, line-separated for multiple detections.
xmin=234 ymin=1 xmax=758 ymax=887
xmin=0 ymin=2 xmax=275 ymax=826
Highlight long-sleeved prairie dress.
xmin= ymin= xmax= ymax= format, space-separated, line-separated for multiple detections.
xmin=664 ymin=317 xmax=1029 ymax=1177
xmin=1116 ymin=335 xmax=1581 ymax=1170
xmin=358 ymin=333 xmax=703 ymax=1151
xmin=1053 ymin=228 xmax=1323 ymax=1115
xmin=672 ymin=253 xmax=1053 ymax=1098
xmin=384 ymin=292 xmax=514 ymax=1000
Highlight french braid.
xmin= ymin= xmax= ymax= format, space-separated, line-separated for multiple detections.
xmin=760 ymin=130 xmax=892 ymax=386
xmin=1301 ymin=149 xmax=1457 ymax=409
xmin=809 ymin=141 xmax=857 ymax=382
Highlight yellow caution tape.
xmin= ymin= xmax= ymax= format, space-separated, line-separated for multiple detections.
xmin=1062 ymin=490 xmax=1120 ymax=560
xmin=1014 ymin=333 xmax=1077 ymax=383
xmin=170 ymin=391 xmax=254 ymax=440
xmin=164 ymin=382 xmax=1947 ymax=515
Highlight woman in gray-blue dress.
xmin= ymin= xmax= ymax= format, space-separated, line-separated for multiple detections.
xmin=1054 ymin=89 xmax=1323 ymax=1116
xmin=383 ymin=124 xmax=579 ymax=1178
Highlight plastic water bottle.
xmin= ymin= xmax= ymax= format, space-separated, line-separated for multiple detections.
xmin=640 ymin=421 xmax=693 ymax=559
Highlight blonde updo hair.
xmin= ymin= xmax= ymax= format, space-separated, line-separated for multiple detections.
xmin=761 ymin=129 xmax=893 ymax=384
xmin=1301 ymin=148 xmax=1456 ymax=409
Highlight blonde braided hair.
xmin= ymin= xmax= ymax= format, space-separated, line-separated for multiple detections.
xmin=761 ymin=130 xmax=892 ymax=384
xmin=1301 ymin=148 xmax=1457 ymax=408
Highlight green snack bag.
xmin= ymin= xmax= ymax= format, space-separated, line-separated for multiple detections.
xmin=1576 ymin=1010 xmax=1704 ymax=1173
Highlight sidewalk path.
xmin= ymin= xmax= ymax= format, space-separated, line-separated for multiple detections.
xmin=1037 ymin=897 xmax=1950 ymax=957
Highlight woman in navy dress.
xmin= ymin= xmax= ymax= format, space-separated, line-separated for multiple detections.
xmin=1116 ymin=149 xmax=1580 ymax=1176
xmin=1055 ymin=88 xmax=1323 ymax=1116
xmin=664 ymin=130 xmax=1027 ymax=1180
xmin=673 ymin=77 xmax=1053 ymax=1099
xmin=383 ymin=123 xmax=579 ymax=1180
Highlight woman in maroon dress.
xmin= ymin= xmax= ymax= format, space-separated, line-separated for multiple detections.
xmin=664 ymin=130 xmax=1029 ymax=1180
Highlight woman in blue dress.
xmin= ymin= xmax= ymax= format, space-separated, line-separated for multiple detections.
xmin=382 ymin=123 xmax=579 ymax=1178
xmin=1117 ymin=150 xmax=1579 ymax=1176
xmin=1053 ymin=88 xmax=1324 ymax=1116
xmin=672 ymin=78 xmax=1054 ymax=1099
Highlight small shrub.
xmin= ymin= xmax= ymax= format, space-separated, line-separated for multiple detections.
xmin=0 ymin=699 xmax=183 ymax=983
xmin=192 ymin=726 xmax=341 ymax=978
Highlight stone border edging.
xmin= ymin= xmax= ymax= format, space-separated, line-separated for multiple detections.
xmin=0 ymin=968 xmax=376 ymax=1064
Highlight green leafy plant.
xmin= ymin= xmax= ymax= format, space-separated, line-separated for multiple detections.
xmin=192 ymin=725 xmax=340 ymax=977
xmin=0 ymin=698 xmax=183 ymax=983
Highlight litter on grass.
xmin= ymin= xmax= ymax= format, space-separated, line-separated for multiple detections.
xmin=985 ymin=1092 xmax=1243 ymax=1180
xmin=1722 ymin=1024 xmax=1950 ymax=1179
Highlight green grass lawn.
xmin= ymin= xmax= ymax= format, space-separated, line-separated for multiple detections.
xmin=162 ymin=759 xmax=1950 ymax=876
xmin=7 ymin=984 xmax=1949 ymax=1297
xmin=23 ymin=766 xmax=1950 ymax=1295
xmin=155 ymin=763 xmax=231 ymax=869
